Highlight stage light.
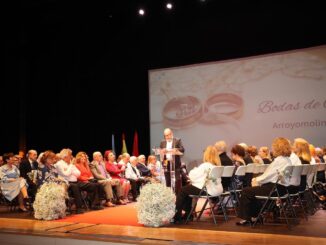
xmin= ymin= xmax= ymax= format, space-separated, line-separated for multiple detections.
xmin=166 ymin=3 xmax=173 ymax=10
xmin=138 ymin=8 xmax=145 ymax=16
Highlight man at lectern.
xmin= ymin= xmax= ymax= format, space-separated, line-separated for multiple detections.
xmin=160 ymin=128 xmax=185 ymax=194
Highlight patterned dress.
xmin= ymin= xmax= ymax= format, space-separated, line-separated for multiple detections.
xmin=36 ymin=164 xmax=67 ymax=187
xmin=0 ymin=164 xmax=27 ymax=201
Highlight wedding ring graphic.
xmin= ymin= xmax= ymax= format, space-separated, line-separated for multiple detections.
xmin=201 ymin=93 xmax=244 ymax=124
xmin=162 ymin=96 xmax=203 ymax=129
xmin=162 ymin=93 xmax=243 ymax=128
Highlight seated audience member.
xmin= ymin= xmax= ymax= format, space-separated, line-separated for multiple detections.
xmin=236 ymin=137 xmax=292 ymax=226
xmin=125 ymin=156 xmax=148 ymax=201
xmin=290 ymin=139 xmax=302 ymax=166
xmin=118 ymin=153 xmax=130 ymax=170
xmin=36 ymin=150 xmax=65 ymax=187
xmin=215 ymin=140 xmax=234 ymax=190
xmin=136 ymin=155 xmax=151 ymax=177
xmin=173 ymin=145 xmax=223 ymax=224
xmin=116 ymin=154 xmax=123 ymax=164
xmin=308 ymin=143 xmax=324 ymax=183
xmin=247 ymin=146 xmax=263 ymax=165
xmin=104 ymin=150 xmax=131 ymax=203
xmin=238 ymin=143 xmax=252 ymax=164
xmin=19 ymin=149 xmax=38 ymax=201
xmin=314 ymin=146 xmax=325 ymax=182
xmin=74 ymin=152 xmax=103 ymax=210
xmin=90 ymin=151 xmax=126 ymax=206
xmin=258 ymin=146 xmax=272 ymax=165
xmin=0 ymin=153 xmax=30 ymax=211
xmin=309 ymin=144 xmax=318 ymax=164
xmin=13 ymin=154 xmax=22 ymax=167
xmin=147 ymin=155 xmax=165 ymax=184
xmin=55 ymin=148 xmax=85 ymax=214
xmin=230 ymin=144 xmax=246 ymax=189
xmin=215 ymin=141 xmax=233 ymax=166
xmin=34 ymin=150 xmax=68 ymax=217
xmin=290 ymin=138 xmax=311 ymax=192
xmin=36 ymin=152 xmax=44 ymax=165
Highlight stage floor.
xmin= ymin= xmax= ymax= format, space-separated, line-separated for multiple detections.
xmin=0 ymin=204 xmax=326 ymax=245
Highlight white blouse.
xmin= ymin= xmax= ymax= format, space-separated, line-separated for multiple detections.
xmin=189 ymin=162 xmax=223 ymax=196
xmin=256 ymin=156 xmax=292 ymax=186
xmin=54 ymin=160 xmax=80 ymax=182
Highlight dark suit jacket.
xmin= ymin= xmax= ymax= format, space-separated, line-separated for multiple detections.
xmin=219 ymin=152 xmax=233 ymax=166
xmin=262 ymin=158 xmax=272 ymax=165
xmin=159 ymin=137 xmax=185 ymax=169
xmin=243 ymin=153 xmax=253 ymax=164
xmin=136 ymin=163 xmax=151 ymax=177
xmin=19 ymin=158 xmax=38 ymax=181
xmin=219 ymin=152 xmax=233 ymax=189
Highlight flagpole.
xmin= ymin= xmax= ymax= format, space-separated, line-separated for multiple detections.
xmin=132 ymin=130 xmax=139 ymax=157
xmin=121 ymin=133 xmax=128 ymax=154
xmin=111 ymin=134 xmax=116 ymax=155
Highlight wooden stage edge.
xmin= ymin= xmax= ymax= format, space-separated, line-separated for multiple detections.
xmin=0 ymin=218 xmax=326 ymax=245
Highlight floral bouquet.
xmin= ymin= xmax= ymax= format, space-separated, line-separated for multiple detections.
xmin=27 ymin=170 xmax=38 ymax=184
xmin=136 ymin=183 xmax=176 ymax=227
xmin=33 ymin=182 xmax=67 ymax=220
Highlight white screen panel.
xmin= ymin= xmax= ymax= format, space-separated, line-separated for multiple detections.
xmin=149 ymin=46 xmax=326 ymax=168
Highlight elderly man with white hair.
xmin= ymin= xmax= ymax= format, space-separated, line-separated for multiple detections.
xmin=136 ymin=154 xmax=151 ymax=177
xmin=125 ymin=156 xmax=147 ymax=201
xmin=55 ymin=148 xmax=85 ymax=214
xmin=90 ymin=151 xmax=126 ymax=206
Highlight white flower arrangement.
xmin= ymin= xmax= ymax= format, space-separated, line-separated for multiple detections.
xmin=33 ymin=182 xmax=67 ymax=220
xmin=136 ymin=183 xmax=176 ymax=227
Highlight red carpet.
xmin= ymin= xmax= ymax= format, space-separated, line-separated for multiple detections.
xmin=54 ymin=203 xmax=142 ymax=226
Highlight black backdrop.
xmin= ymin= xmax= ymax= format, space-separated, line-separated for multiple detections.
xmin=2 ymin=0 xmax=326 ymax=156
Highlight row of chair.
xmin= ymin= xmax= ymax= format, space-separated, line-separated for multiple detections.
xmin=253 ymin=163 xmax=325 ymax=229
xmin=185 ymin=164 xmax=275 ymax=225
xmin=185 ymin=163 xmax=326 ymax=228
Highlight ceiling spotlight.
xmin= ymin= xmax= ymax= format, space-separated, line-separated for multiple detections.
xmin=138 ymin=8 xmax=145 ymax=16
xmin=166 ymin=3 xmax=173 ymax=9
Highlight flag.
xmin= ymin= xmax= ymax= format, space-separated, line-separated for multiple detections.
xmin=111 ymin=134 xmax=116 ymax=155
xmin=121 ymin=133 xmax=128 ymax=154
xmin=132 ymin=131 xmax=139 ymax=157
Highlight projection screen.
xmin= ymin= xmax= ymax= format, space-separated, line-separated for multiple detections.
xmin=149 ymin=45 xmax=326 ymax=169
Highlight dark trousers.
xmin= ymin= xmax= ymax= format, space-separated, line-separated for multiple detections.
xmin=128 ymin=178 xmax=146 ymax=200
xmin=68 ymin=181 xmax=100 ymax=209
xmin=317 ymin=171 xmax=326 ymax=183
xmin=238 ymin=183 xmax=287 ymax=220
xmin=68 ymin=182 xmax=83 ymax=209
xmin=27 ymin=181 xmax=38 ymax=202
xmin=174 ymin=184 xmax=202 ymax=221
xmin=78 ymin=182 xmax=100 ymax=207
